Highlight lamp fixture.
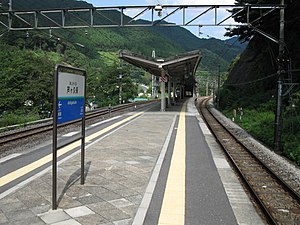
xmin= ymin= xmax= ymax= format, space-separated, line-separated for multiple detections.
xmin=154 ymin=4 xmax=163 ymax=17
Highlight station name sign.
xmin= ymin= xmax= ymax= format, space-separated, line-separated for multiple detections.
xmin=57 ymin=72 xmax=85 ymax=124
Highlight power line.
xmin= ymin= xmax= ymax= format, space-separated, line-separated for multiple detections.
xmin=223 ymin=69 xmax=300 ymax=87
xmin=223 ymin=72 xmax=277 ymax=86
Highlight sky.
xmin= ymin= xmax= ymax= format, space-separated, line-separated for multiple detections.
xmin=85 ymin=0 xmax=237 ymax=40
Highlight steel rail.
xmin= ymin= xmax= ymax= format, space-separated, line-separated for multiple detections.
xmin=197 ymin=97 xmax=300 ymax=225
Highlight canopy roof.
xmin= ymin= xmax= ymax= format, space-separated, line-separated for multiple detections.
xmin=119 ymin=50 xmax=202 ymax=88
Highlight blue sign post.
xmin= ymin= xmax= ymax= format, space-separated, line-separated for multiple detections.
xmin=52 ymin=65 xmax=86 ymax=210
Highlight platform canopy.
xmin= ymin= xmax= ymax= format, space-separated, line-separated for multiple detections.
xmin=119 ymin=50 xmax=202 ymax=89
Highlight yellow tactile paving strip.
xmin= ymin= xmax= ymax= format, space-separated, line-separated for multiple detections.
xmin=0 ymin=111 xmax=144 ymax=188
xmin=158 ymin=104 xmax=186 ymax=225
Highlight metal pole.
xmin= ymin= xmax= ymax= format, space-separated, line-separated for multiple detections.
xmin=81 ymin=71 xmax=86 ymax=185
xmin=217 ymin=64 xmax=221 ymax=109
xmin=52 ymin=66 xmax=59 ymax=210
xmin=274 ymin=0 xmax=285 ymax=153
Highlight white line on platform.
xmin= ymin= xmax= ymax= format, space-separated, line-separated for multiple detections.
xmin=90 ymin=116 xmax=121 ymax=127
xmin=62 ymin=131 xmax=79 ymax=137
xmin=61 ymin=116 xmax=122 ymax=137
xmin=0 ymin=154 xmax=22 ymax=164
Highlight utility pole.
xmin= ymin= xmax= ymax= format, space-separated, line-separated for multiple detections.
xmin=8 ymin=0 xmax=12 ymax=29
xmin=217 ymin=64 xmax=221 ymax=109
xmin=274 ymin=0 xmax=285 ymax=153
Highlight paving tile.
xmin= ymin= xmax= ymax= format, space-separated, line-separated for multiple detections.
xmin=113 ymin=218 xmax=131 ymax=225
xmin=65 ymin=186 xmax=91 ymax=199
xmin=125 ymin=161 xmax=140 ymax=165
xmin=138 ymin=156 xmax=154 ymax=160
xmin=101 ymin=171 xmax=126 ymax=181
xmin=51 ymin=219 xmax=81 ymax=225
xmin=14 ymin=186 xmax=37 ymax=199
xmin=126 ymin=195 xmax=143 ymax=205
xmin=5 ymin=209 xmax=36 ymax=222
xmin=0 ymin=196 xmax=19 ymax=205
xmin=98 ymin=209 xmax=130 ymax=221
xmin=119 ymin=205 xmax=138 ymax=217
xmin=87 ymin=202 xmax=116 ymax=214
xmin=75 ymin=214 xmax=108 ymax=225
xmin=96 ymin=191 xmax=123 ymax=201
xmin=73 ymin=194 xmax=103 ymax=205
xmin=38 ymin=209 xmax=71 ymax=224
xmin=0 ymin=212 xmax=8 ymax=224
xmin=21 ymin=197 xmax=50 ymax=208
xmin=101 ymin=182 xmax=127 ymax=191
xmin=11 ymin=216 xmax=45 ymax=225
xmin=81 ymin=185 xmax=108 ymax=195
xmin=103 ymin=160 xmax=119 ymax=164
xmin=99 ymin=222 xmax=114 ymax=225
xmin=57 ymin=195 xmax=82 ymax=209
xmin=30 ymin=204 xmax=51 ymax=215
xmin=0 ymin=200 xmax=26 ymax=212
xmin=112 ymin=188 xmax=139 ymax=198
xmin=108 ymin=198 xmax=134 ymax=208
xmin=65 ymin=206 xmax=95 ymax=218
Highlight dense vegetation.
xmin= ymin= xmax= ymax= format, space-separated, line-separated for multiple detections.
xmin=222 ymin=0 xmax=300 ymax=164
xmin=0 ymin=0 xmax=245 ymax=128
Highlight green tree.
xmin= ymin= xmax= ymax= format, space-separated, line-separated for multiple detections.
xmin=0 ymin=43 xmax=55 ymax=116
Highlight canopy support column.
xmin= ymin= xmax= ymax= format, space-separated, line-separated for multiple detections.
xmin=180 ymin=86 xmax=183 ymax=99
xmin=168 ymin=78 xmax=172 ymax=107
xmin=172 ymin=81 xmax=176 ymax=104
xmin=160 ymin=70 xmax=166 ymax=111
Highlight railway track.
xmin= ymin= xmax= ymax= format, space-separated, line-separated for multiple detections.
xmin=197 ymin=97 xmax=300 ymax=225
xmin=0 ymin=101 xmax=157 ymax=146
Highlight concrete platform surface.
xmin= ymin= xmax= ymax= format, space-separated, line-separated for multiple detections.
xmin=0 ymin=98 xmax=264 ymax=225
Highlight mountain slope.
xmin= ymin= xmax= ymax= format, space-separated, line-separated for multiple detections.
xmin=6 ymin=0 xmax=245 ymax=71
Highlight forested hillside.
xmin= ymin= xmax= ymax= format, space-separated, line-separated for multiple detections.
xmin=222 ymin=0 xmax=300 ymax=164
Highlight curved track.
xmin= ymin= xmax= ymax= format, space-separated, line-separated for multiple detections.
xmin=197 ymin=97 xmax=300 ymax=225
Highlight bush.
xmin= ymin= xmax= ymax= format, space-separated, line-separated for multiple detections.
xmin=0 ymin=112 xmax=40 ymax=128
xmin=283 ymin=134 xmax=300 ymax=165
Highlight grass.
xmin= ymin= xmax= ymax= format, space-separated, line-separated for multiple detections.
xmin=223 ymin=107 xmax=300 ymax=165
xmin=0 ymin=112 xmax=40 ymax=128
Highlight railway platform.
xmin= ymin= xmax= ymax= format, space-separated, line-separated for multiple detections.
xmin=0 ymin=98 xmax=264 ymax=225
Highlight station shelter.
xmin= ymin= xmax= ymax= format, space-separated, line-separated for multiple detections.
xmin=119 ymin=50 xmax=202 ymax=111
